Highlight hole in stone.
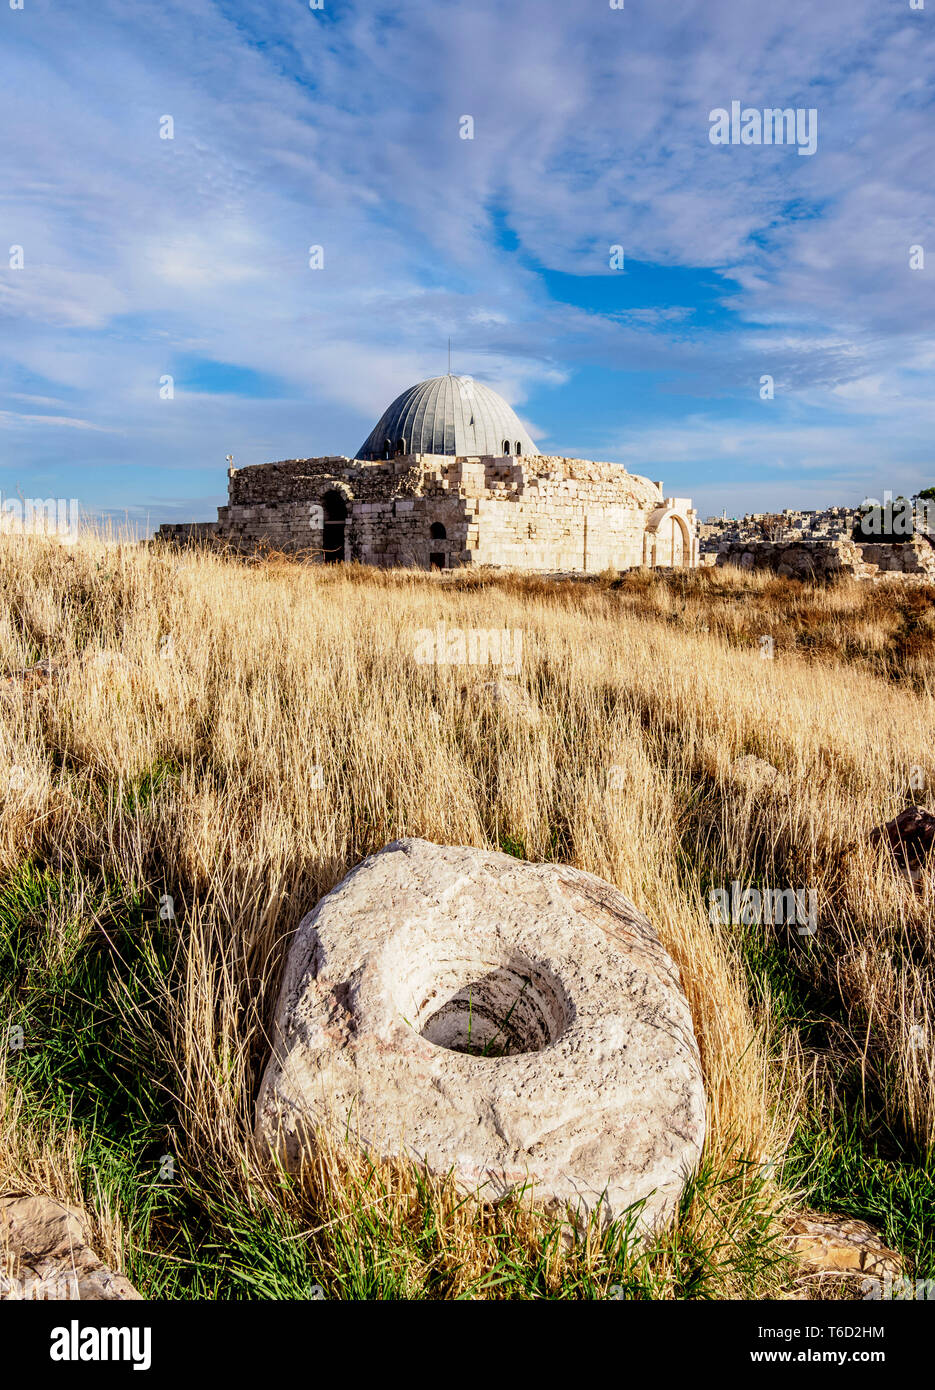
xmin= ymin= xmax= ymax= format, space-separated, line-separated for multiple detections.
xmin=415 ymin=960 xmax=570 ymax=1057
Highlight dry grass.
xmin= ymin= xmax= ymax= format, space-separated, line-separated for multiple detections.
xmin=0 ymin=537 xmax=932 ymax=1296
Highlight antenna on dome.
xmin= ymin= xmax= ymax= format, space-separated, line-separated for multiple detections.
xmin=448 ymin=337 xmax=451 ymax=375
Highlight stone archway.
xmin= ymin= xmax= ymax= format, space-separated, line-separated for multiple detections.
xmin=670 ymin=515 xmax=685 ymax=566
xmin=644 ymin=503 xmax=695 ymax=569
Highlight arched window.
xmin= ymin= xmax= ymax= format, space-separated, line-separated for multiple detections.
xmin=502 ymin=440 xmax=511 ymax=455
xmin=430 ymin=521 xmax=446 ymax=540
xmin=395 ymin=438 xmax=407 ymax=456
xmin=515 ymin=441 xmax=522 ymax=455
xmin=383 ymin=439 xmax=392 ymax=459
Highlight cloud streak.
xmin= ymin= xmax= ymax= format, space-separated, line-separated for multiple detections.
xmin=2 ymin=0 xmax=933 ymax=523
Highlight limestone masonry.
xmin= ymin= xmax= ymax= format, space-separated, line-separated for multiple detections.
xmin=708 ymin=536 xmax=935 ymax=581
xmin=158 ymin=375 xmax=699 ymax=573
xmin=158 ymin=373 xmax=932 ymax=580
xmin=700 ymin=503 xmax=935 ymax=580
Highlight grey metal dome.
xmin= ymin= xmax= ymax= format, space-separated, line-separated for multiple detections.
xmin=355 ymin=375 xmax=538 ymax=459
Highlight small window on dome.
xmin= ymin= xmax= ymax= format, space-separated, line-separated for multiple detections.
xmin=515 ymin=441 xmax=522 ymax=455
xmin=502 ymin=440 xmax=511 ymax=455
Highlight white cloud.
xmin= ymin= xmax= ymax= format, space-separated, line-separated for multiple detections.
xmin=2 ymin=0 xmax=934 ymax=516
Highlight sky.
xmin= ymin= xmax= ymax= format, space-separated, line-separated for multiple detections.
xmin=2 ymin=0 xmax=934 ymax=528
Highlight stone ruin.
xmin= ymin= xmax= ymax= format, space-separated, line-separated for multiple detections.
xmin=158 ymin=375 xmax=699 ymax=574
xmin=160 ymin=453 xmax=699 ymax=574
xmin=700 ymin=500 xmax=935 ymax=581
xmin=707 ymin=535 xmax=935 ymax=582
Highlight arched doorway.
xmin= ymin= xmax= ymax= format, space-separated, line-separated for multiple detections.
xmin=321 ymin=490 xmax=347 ymax=564
xmin=643 ymin=503 xmax=694 ymax=569
xmin=670 ymin=516 xmax=684 ymax=566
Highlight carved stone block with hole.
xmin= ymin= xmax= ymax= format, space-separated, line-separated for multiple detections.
xmin=255 ymin=838 xmax=705 ymax=1233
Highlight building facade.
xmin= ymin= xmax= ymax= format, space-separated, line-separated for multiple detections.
xmin=158 ymin=376 xmax=699 ymax=573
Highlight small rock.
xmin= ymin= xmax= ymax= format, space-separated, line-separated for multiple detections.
xmin=726 ymin=755 xmax=783 ymax=794
xmin=869 ymin=806 xmax=935 ymax=887
xmin=0 ymin=657 xmax=63 ymax=694
xmin=784 ymin=1210 xmax=903 ymax=1285
xmin=0 ymin=1194 xmax=141 ymax=1301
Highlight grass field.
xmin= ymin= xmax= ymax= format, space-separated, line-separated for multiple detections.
xmin=1 ymin=538 xmax=932 ymax=1299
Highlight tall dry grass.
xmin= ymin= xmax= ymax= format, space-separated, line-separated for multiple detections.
xmin=0 ymin=537 xmax=932 ymax=1293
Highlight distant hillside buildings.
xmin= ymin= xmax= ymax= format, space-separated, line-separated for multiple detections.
xmin=700 ymin=500 xmax=935 ymax=581
xmin=699 ymin=506 xmax=863 ymax=553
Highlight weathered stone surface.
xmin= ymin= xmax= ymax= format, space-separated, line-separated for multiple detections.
xmin=712 ymin=534 xmax=935 ymax=583
xmin=0 ymin=1194 xmax=141 ymax=1300
xmin=784 ymin=1211 xmax=903 ymax=1281
xmin=255 ymin=838 xmax=705 ymax=1233
xmin=727 ymin=755 xmax=784 ymax=794
xmin=158 ymin=448 xmax=699 ymax=574
xmin=869 ymin=805 xmax=935 ymax=888
xmin=0 ymin=657 xmax=63 ymax=696
xmin=463 ymin=679 xmax=542 ymax=725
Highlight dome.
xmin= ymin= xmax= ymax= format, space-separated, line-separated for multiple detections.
xmin=355 ymin=375 xmax=539 ymax=460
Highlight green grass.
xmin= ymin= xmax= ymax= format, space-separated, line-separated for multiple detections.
xmin=732 ymin=917 xmax=935 ymax=1281
xmin=0 ymin=862 xmax=181 ymax=1291
xmin=120 ymin=757 xmax=179 ymax=814
xmin=785 ymin=1107 xmax=935 ymax=1279
xmin=0 ymin=860 xmax=791 ymax=1299
xmin=669 ymin=760 xmax=935 ymax=1286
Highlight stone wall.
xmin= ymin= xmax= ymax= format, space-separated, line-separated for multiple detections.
xmin=858 ymin=538 xmax=935 ymax=579
xmin=712 ymin=536 xmax=935 ymax=581
xmin=157 ymin=453 xmax=699 ymax=574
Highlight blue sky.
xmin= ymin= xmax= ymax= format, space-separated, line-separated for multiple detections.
xmin=2 ymin=0 xmax=934 ymax=528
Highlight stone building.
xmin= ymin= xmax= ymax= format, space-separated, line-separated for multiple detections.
xmin=158 ymin=375 xmax=699 ymax=573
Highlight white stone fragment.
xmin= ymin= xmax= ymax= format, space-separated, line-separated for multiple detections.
xmin=256 ymin=838 xmax=706 ymax=1233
